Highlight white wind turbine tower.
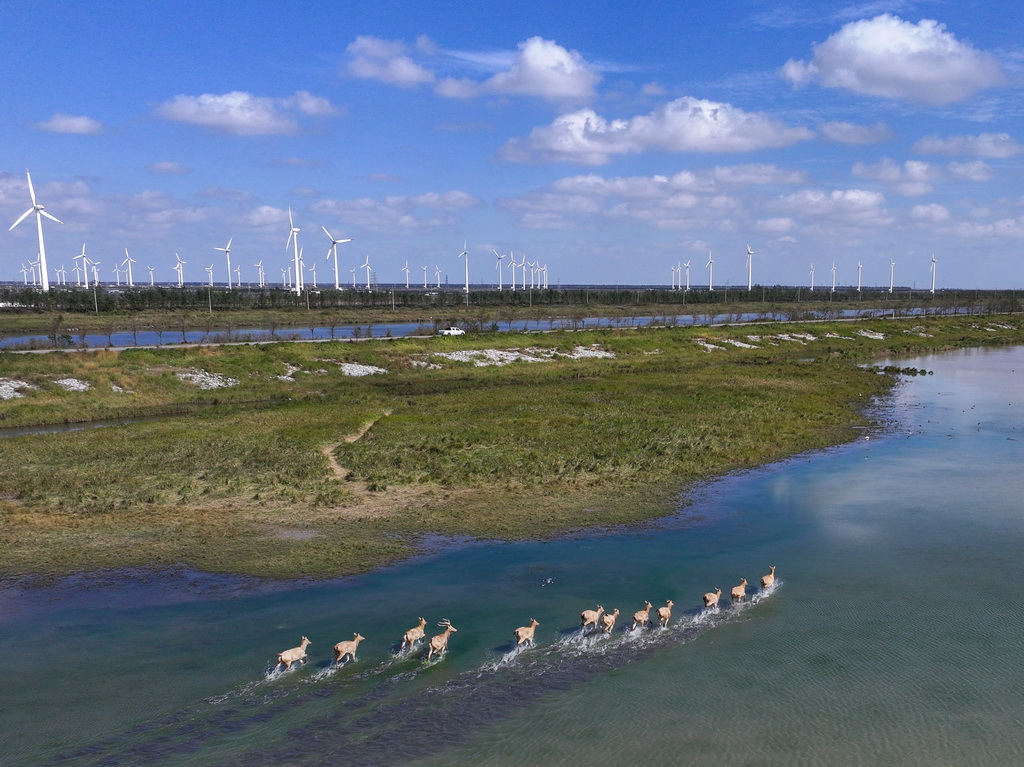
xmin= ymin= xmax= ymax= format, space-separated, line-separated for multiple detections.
xmin=122 ymin=248 xmax=137 ymax=288
xmin=214 ymin=238 xmax=233 ymax=289
xmin=930 ymin=255 xmax=937 ymax=294
xmin=507 ymin=250 xmax=517 ymax=291
xmin=174 ymin=253 xmax=186 ymax=288
xmin=422 ymin=265 xmax=428 ymax=288
xmin=458 ymin=240 xmax=469 ymax=294
xmin=671 ymin=265 xmax=677 ymax=290
xmin=809 ymin=263 xmax=815 ymax=291
xmin=361 ymin=256 xmax=371 ymax=289
xmin=234 ymin=264 xmax=241 ymax=286
xmin=308 ymin=260 xmax=317 ymax=288
xmin=8 ymin=171 xmax=62 ymax=292
xmin=56 ymin=265 xmax=67 ymax=286
xmin=746 ymin=245 xmax=754 ymax=291
xmin=205 ymin=264 xmax=214 ymax=287
xmin=831 ymin=261 xmax=836 ymax=293
xmin=89 ymin=260 xmax=101 ymax=286
xmin=74 ymin=245 xmax=88 ymax=286
xmin=888 ymin=260 xmax=895 ymax=294
xmin=28 ymin=259 xmax=38 ymax=286
xmin=147 ymin=266 xmax=155 ymax=286
xmin=281 ymin=268 xmax=288 ymax=287
xmin=402 ymin=260 xmax=410 ymax=289
xmin=254 ymin=260 xmax=265 ymax=288
xmin=857 ymin=261 xmax=863 ymax=293
xmin=321 ymin=226 xmax=352 ymax=291
xmin=112 ymin=263 xmax=122 ymax=286
xmin=19 ymin=264 xmax=28 ymax=284
xmin=434 ymin=265 xmax=442 ymax=288
xmin=349 ymin=266 xmax=356 ymax=288
xmin=493 ymin=249 xmax=506 ymax=291
xmin=706 ymin=249 xmax=714 ymax=291
xmin=286 ymin=208 xmax=302 ymax=294
xmin=683 ymin=261 xmax=690 ymax=291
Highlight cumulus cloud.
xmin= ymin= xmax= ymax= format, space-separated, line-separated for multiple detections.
xmin=852 ymin=158 xmax=940 ymax=195
xmin=819 ymin=120 xmax=893 ymax=144
xmin=947 ymin=160 xmax=993 ymax=181
xmin=910 ymin=203 xmax=951 ymax=223
xmin=771 ymin=188 xmax=893 ymax=228
xmin=436 ymin=37 xmax=600 ymax=102
xmin=497 ymin=165 xmax=806 ymax=230
xmin=781 ymin=15 xmax=1006 ymax=104
xmin=346 ymin=35 xmax=600 ymax=103
xmin=912 ymin=132 xmax=1023 ymax=158
xmin=499 ymin=97 xmax=814 ymax=165
xmin=148 ymin=161 xmax=191 ymax=175
xmin=155 ymin=91 xmax=339 ymax=135
xmin=311 ymin=190 xmax=482 ymax=232
xmin=36 ymin=113 xmax=103 ymax=135
xmin=755 ymin=217 xmax=796 ymax=233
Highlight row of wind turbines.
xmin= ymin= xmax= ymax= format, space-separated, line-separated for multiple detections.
xmin=7 ymin=170 xmax=554 ymax=294
xmin=671 ymin=246 xmax=940 ymax=295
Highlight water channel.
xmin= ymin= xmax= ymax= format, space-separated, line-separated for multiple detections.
xmin=1 ymin=344 xmax=1022 ymax=765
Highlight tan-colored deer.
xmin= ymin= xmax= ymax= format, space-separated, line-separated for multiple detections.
xmin=600 ymin=608 xmax=620 ymax=633
xmin=761 ymin=566 xmax=776 ymax=589
xmin=333 ymin=633 xmax=365 ymax=665
xmin=731 ymin=578 xmax=748 ymax=602
xmin=703 ymin=588 xmax=722 ymax=608
xmin=580 ymin=605 xmax=604 ymax=632
xmin=657 ymin=600 xmax=674 ymax=628
xmin=513 ymin=618 xmax=540 ymax=648
xmin=427 ymin=619 xmax=457 ymax=660
xmin=631 ymin=601 xmax=653 ymax=630
xmin=401 ymin=617 xmax=428 ymax=651
xmin=275 ymin=636 xmax=311 ymax=671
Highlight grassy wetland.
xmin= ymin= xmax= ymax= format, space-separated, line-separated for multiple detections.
xmin=1 ymin=313 xmax=1022 ymax=578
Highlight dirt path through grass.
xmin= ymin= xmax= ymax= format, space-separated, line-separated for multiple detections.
xmin=322 ymin=410 xmax=393 ymax=482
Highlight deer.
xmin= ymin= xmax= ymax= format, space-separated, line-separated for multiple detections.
xmin=513 ymin=618 xmax=540 ymax=648
xmin=703 ymin=588 xmax=722 ymax=609
xmin=401 ymin=617 xmax=428 ymax=651
xmin=731 ymin=578 xmax=748 ymax=602
xmin=600 ymin=608 xmax=620 ymax=633
xmin=657 ymin=600 xmax=674 ymax=628
xmin=333 ymin=633 xmax=365 ymax=665
xmin=761 ymin=566 xmax=776 ymax=589
xmin=580 ymin=605 xmax=604 ymax=633
xmin=427 ymin=619 xmax=457 ymax=661
xmin=631 ymin=601 xmax=653 ymax=630
xmin=275 ymin=636 xmax=311 ymax=671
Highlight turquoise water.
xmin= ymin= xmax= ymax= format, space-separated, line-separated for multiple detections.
xmin=2 ymin=346 xmax=1022 ymax=766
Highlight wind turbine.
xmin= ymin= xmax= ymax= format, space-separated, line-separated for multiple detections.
xmin=147 ymin=266 xmax=155 ymax=286
xmin=746 ymin=245 xmax=754 ymax=291
xmin=321 ymin=226 xmax=352 ymax=291
xmin=122 ymin=248 xmax=137 ymax=288
xmin=205 ymin=264 xmax=214 ymax=287
xmin=72 ymin=262 xmax=84 ymax=286
xmin=507 ymin=250 xmax=517 ymax=291
xmin=671 ymin=265 xmax=677 ymax=290
xmin=8 ymin=171 xmax=62 ymax=292
xmin=234 ymin=263 xmax=241 ymax=287
xmin=112 ymin=264 xmax=122 ymax=287
xmin=90 ymin=260 xmax=101 ymax=286
xmin=281 ymin=267 xmax=288 ymax=287
xmin=29 ymin=259 xmax=39 ymax=286
xmin=421 ymin=265 xmax=428 ymax=288
xmin=307 ymin=260 xmax=317 ymax=288
xmin=857 ymin=261 xmax=863 ymax=293
xmin=831 ymin=261 xmax=836 ymax=293
xmin=683 ymin=261 xmax=690 ymax=291
xmin=286 ymin=208 xmax=302 ymax=295
xmin=493 ymin=249 xmax=507 ymax=291
xmin=174 ymin=253 xmax=186 ymax=288
xmin=888 ymin=260 xmax=895 ymax=294
xmin=930 ymin=255 xmax=937 ymax=294
xmin=434 ymin=265 xmax=442 ymax=288
xmin=458 ymin=240 xmax=469 ymax=294
xmin=254 ymin=260 xmax=265 ymax=288
xmin=402 ymin=260 xmax=410 ymax=289
xmin=706 ymin=249 xmax=714 ymax=292
xmin=349 ymin=266 xmax=356 ymax=288
xmin=56 ymin=265 xmax=67 ymax=286
xmin=19 ymin=264 xmax=28 ymax=285
xmin=809 ymin=263 xmax=815 ymax=291
xmin=361 ymin=256 xmax=371 ymax=290
xmin=214 ymin=238 xmax=233 ymax=289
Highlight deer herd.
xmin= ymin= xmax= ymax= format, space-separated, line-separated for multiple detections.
xmin=273 ymin=566 xmax=777 ymax=672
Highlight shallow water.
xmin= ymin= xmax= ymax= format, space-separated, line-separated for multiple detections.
xmin=2 ymin=345 xmax=1022 ymax=766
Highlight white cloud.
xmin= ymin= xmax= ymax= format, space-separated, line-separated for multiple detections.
xmin=148 ymin=161 xmax=191 ymax=175
xmin=852 ymin=158 xmax=940 ymax=195
xmin=36 ymin=113 xmax=103 ymax=135
xmin=910 ymin=203 xmax=950 ymax=223
xmin=436 ymin=37 xmax=600 ymax=102
xmin=947 ymin=160 xmax=993 ymax=181
xmin=819 ymin=120 xmax=893 ymax=144
xmin=346 ymin=35 xmax=436 ymax=86
xmin=311 ymin=190 xmax=482 ymax=232
xmin=755 ymin=217 xmax=796 ymax=233
xmin=499 ymin=97 xmax=814 ymax=165
xmin=912 ymin=132 xmax=1023 ymax=158
xmin=771 ymin=188 xmax=893 ymax=228
xmin=155 ymin=91 xmax=338 ymax=135
xmin=781 ymin=15 xmax=1006 ymax=104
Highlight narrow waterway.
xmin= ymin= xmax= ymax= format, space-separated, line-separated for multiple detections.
xmin=1 ymin=345 xmax=1021 ymax=766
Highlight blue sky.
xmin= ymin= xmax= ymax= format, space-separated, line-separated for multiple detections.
xmin=2 ymin=0 xmax=1023 ymax=289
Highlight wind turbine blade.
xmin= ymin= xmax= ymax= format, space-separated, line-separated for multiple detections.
xmin=226 ymin=238 xmax=233 ymax=250
xmin=338 ymin=238 xmax=352 ymax=244
xmin=288 ymin=207 xmax=294 ymax=228
xmin=25 ymin=171 xmax=37 ymax=205
xmin=321 ymin=225 xmax=334 ymax=239
xmin=9 ymin=209 xmax=33 ymax=230
xmin=40 ymin=210 xmax=63 ymax=225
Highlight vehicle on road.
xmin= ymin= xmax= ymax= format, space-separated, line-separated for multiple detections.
xmin=438 ymin=327 xmax=466 ymax=336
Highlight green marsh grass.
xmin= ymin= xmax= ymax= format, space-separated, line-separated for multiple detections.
xmin=1 ymin=315 xmax=1022 ymax=577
